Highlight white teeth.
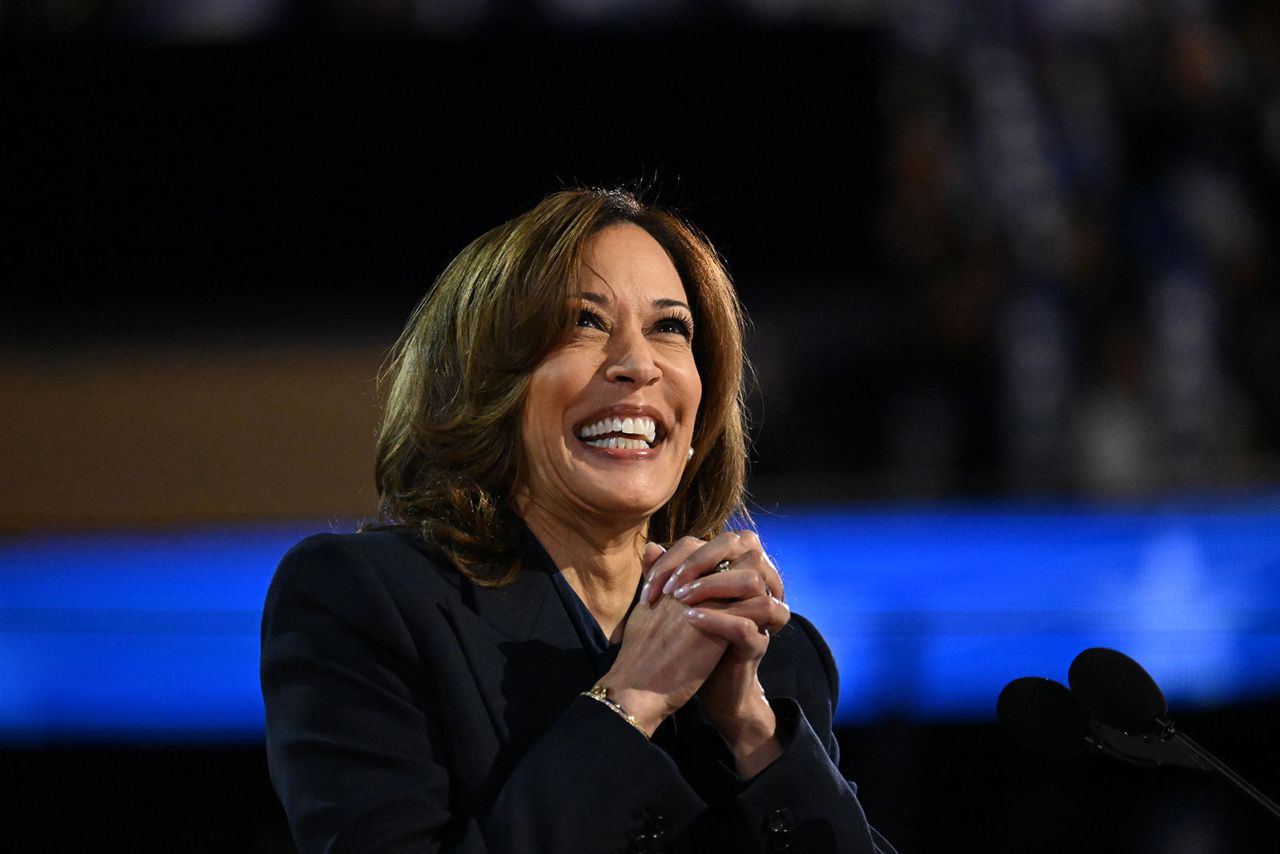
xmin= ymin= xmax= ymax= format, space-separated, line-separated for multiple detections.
xmin=575 ymin=415 xmax=660 ymax=446
xmin=584 ymin=436 xmax=649 ymax=450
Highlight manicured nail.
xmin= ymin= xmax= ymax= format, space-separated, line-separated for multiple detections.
xmin=685 ymin=608 xmax=704 ymax=620
xmin=673 ymin=580 xmax=700 ymax=599
xmin=662 ymin=565 xmax=684 ymax=595
xmin=640 ymin=580 xmax=651 ymax=603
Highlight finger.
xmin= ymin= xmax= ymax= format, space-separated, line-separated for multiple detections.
xmin=671 ymin=568 xmax=768 ymax=605
xmin=693 ymin=592 xmax=791 ymax=635
xmin=684 ymin=607 xmax=770 ymax=656
xmin=726 ymin=531 xmax=784 ymax=602
xmin=661 ymin=530 xmax=748 ymax=596
xmin=663 ymin=530 xmax=784 ymax=603
xmin=754 ymin=548 xmax=784 ymax=604
xmin=644 ymin=536 xmax=706 ymax=606
xmin=638 ymin=542 xmax=666 ymax=603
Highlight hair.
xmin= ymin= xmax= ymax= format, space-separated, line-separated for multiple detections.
xmin=371 ymin=187 xmax=750 ymax=586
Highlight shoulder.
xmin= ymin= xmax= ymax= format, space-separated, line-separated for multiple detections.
xmin=758 ymin=609 xmax=841 ymax=729
xmin=785 ymin=611 xmax=839 ymax=697
xmin=265 ymin=528 xmax=463 ymax=628
xmin=277 ymin=527 xmax=436 ymax=570
xmin=277 ymin=527 xmax=454 ymax=581
xmin=761 ymin=611 xmax=837 ymax=688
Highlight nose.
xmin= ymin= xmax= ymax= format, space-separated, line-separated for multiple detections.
xmin=604 ymin=328 xmax=661 ymax=386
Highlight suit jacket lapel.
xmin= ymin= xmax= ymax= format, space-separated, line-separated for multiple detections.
xmin=439 ymin=538 xmax=598 ymax=751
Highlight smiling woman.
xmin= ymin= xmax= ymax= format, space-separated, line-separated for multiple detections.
xmin=516 ymin=225 xmax=705 ymax=581
xmin=260 ymin=189 xmax=896 ymax=853
xmin=371 ymin=191 xmax=748 ymax=588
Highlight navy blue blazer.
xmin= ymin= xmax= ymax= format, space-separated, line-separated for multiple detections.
xmin=260 ymin=527 xmax=894 ymax=853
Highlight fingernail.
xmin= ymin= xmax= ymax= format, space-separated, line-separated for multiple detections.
xmin=673 ymin=580 xmax=699 ymax=599
xmin=640 ymin=581 xmax=651 ymax=602
xmin=662 ymin=566 xmax=683 ymax=595
xmin=685 ymin=608 xmax=704 ymax=620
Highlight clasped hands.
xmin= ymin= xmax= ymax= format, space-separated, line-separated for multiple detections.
xmin=602 ymin=531 xmax=790 ymax=778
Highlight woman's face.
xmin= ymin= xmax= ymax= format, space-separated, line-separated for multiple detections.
xmin=517 ymin=223 xmax=702 ymax=530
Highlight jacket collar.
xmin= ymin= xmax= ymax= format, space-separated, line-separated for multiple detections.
xmin=465 ymin=525 xmax=580 ymax=648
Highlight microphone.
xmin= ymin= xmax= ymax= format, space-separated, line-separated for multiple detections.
xmin=998 ymin=648 xmax=1280 ymax=820
xmin=1067 ymin=647 xmax=1167 ymax=734
xmin=996 ymin=676 xmax=1089 ymax=761
xmin=995 ymin=672 xmax=1206 ymax=770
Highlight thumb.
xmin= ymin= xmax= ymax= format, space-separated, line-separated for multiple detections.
xmin=642 ymin=542 xmax=666 ymax=571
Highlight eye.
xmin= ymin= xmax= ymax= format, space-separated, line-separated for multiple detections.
xmin=576 ymin=307 xmax=608 ymax=331
xmin=653 ymin=313 xmax=693 ymax=339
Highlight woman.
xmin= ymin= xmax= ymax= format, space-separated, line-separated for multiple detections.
xmin=261 ymin=188 xmax=895 ymax=853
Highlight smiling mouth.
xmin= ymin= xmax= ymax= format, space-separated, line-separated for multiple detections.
xmin=573 ymin=415 xmax=665 ymax=450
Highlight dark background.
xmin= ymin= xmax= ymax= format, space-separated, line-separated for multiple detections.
xmin=6 ymin=705 xmax=1280 ymax=852
xmin=4 ymin=1 xmax=1280 ymax=851
xmin=6 ymin=11 xmax=1280 ymax=503
xmin=3 ymin=32 xmax=882 ymax=342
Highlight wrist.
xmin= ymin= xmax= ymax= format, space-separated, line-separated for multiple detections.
xmin=581 ymin=684 xmax=651 ymax=736
xmin=716 ymin=695 xmax=782 ymax=779
xmin=605 ymin=686 xmax=669 ymax=738
xmin=716 ymin=693 xmax=776 ymax=745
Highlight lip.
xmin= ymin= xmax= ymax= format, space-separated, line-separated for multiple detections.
xmin=571 ymin=403 xmax=671 ymax=459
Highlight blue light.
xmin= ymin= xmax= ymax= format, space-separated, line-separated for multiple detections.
xmin=760 ymin=498 xmax=1280 ymax=722
xmin=0 ymin=526 xmax=312 ymax=743
xmin=2 ymin=498 xmax=1279 ymax=743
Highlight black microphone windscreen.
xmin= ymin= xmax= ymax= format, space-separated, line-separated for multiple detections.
xmin=1068 ymin=647 xmax=1167 ymax=734
xmin=997 ymin=677 xmax=1090 ymax=761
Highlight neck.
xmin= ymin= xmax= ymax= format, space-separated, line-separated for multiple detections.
xmin=518 ymin=500 xmax=647 ymax=642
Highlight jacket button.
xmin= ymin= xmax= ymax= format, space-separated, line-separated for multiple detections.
xmin=765 ymin=808 xmax=793 ymax=852
xmin=626 ymin=814 xmax=667 ymax=853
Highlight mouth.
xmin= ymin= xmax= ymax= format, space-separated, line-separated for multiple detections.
xmin=572 ymin=410 xmax=668 ymax=451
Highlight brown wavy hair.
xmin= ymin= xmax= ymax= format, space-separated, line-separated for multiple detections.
xmin=372 ymin=188 xmax=750 ymax=585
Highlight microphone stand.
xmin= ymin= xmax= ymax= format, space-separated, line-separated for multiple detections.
xmin=1155 ymin=718 xmax=1280 ymax=820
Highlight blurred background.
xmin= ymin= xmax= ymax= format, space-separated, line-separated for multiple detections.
xmin=3 ymin=0 xmax=1280 ymax=851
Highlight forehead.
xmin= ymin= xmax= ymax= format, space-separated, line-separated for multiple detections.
xmin=579 ymin=223 xmax=688 ymax=304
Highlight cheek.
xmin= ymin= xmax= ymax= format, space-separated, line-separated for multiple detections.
xmin=678 ymin=357 xmax=703 ymax=420
xmin=523 ymin=353 xmax=592 ymax=443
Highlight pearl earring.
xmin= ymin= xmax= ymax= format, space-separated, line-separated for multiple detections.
xmin=687 ymin=447 xmax=694 ymax=460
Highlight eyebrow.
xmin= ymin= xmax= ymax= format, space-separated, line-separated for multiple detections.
xmin=579 ymin=291 xmax=691 ymax=312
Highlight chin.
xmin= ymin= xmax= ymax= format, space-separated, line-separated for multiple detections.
xmin=573 ymin=482 xmax=675 ymax=525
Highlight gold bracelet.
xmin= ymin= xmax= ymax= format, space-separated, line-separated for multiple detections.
xmin=581 ymin=684 xmax=647 ymax=737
